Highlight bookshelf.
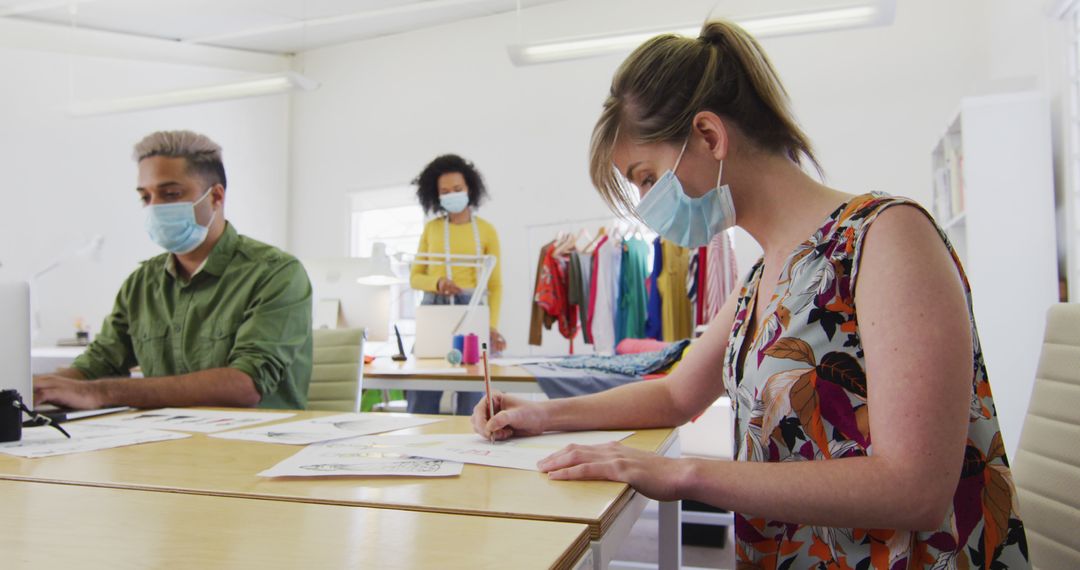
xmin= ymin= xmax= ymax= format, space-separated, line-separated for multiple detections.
xmin=930 ymin=91 xmax=1057 ymax=457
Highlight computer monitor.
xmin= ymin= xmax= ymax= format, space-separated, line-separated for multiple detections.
xmin=300 ymin=258 xmax=392 ymax=341
xmin=0 ymin=282 xmax=32 ymax=403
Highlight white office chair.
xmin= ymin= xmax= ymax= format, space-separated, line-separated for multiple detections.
xmin=308 ymin=328 xmax=365 ymax=413
xmin=1012 ymin=303 xmax=1080 ymax=568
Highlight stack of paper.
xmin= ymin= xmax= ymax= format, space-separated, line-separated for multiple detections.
xmin=211 ymin=413 xmax=442 ymax=445
xmin=0 ymin=424 xmax=190 ymax=458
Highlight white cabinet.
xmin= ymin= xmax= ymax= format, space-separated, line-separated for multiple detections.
xmin=931 ymin=91 xmax=1057 ymax=457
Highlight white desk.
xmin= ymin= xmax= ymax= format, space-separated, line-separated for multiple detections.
xmin=30 ymin=346 xmax=85 ymax=374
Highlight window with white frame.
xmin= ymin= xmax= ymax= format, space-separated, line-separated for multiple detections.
xmin=349 ymin=186 xmax=426 ymax=327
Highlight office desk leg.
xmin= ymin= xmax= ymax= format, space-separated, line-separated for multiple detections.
xmin=658 ymin=500 xmax=682 ymax=570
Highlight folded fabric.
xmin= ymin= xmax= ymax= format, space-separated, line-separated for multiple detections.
xmin=615 ymin=338 xmax=670 ymax=355
xmin=555 ymin=339 xmax=691 ymax=377
xmin=521 ymin=363 xmax=641 ymax=399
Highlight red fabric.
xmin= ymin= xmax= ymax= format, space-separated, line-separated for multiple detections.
xmin=696 ymin=245 xmax=708 ymax=326
xmin=615 ymin=337 xmax=670 ymax=355
xmin=585 ymin=235 xmax=608 ymax=342
xmin=537 ymin=246 xmax=578 ymax=340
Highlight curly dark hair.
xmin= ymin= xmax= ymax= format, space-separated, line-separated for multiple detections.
xmin=413 ymin=154 xmax=488 ymax=215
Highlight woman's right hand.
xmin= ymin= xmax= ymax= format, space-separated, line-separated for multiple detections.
xmin=436 ymin=277 xmax=463 ymax=296
xmin=471 ymin=390 xmax=547 ymax=441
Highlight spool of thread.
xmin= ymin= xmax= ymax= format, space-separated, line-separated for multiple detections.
xmin=452 ymin=334 xmax=465 ymax=354
xmin=462 ymin=333 xmax=480 ymax=365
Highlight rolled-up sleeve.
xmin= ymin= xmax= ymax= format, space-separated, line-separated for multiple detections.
xmin=71 ymin=278 xmax=137 ymax=379
xmin=227 ymin=259 xmax=313 ymax=399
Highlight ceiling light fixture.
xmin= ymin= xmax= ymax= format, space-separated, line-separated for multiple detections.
xmin=508 ymin=2 xmax=893 ymax=66
xmin=66 ymin=71 xmax=318 ymax=117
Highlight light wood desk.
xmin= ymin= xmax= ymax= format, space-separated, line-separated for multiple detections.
xmin=1 ymin=480 xmax=592 ymax=569
xmin=363 ymin=357 xmax=544 ymax=393
xmin=0 ymin=411 xmax=682 ymax=569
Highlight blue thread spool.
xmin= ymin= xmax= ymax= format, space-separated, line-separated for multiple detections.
xmin=452 ymin=334 xmax=465 ymax=353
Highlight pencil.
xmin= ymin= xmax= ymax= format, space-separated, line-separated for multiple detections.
xmin=481 ymin=342 xmax=494 ymax=444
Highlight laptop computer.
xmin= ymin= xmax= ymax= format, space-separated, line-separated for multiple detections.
xmin=0 ymin=282 xmax=31 ymax=404
xmin=413 ymin=305 xmax=490 ymax=358
xmin=1 ymin=281 xmax=129 ymax=423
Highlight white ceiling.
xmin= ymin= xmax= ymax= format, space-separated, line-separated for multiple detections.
xmin=0 ymin=0 xmax=567 ymax=54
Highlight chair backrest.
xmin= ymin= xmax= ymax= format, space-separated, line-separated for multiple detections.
xmin=308 ymin=328 xmax=365 ymax=413
xmin=1012 ymin=303 xmax=1080 ymax=569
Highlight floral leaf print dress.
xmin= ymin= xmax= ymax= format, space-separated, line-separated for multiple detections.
xmin=722 ymin=193 xmax=1029 ymax=570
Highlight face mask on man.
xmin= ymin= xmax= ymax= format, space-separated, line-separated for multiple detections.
xmin=144 ymin=187 xmax=217 ymax=254
xmin=439 ymin=191 xmax=470 ymax=214
xmin=635 ymin=137 xmax=736 ymax=248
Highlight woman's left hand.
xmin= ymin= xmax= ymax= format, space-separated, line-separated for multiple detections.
xmin=490 ymin=328 xmax=507 ymax=353
xmin=537 ymin=442 xmax=691 ymax=502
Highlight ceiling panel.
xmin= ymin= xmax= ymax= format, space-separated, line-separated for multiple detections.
xmin=2 ymin=0 xmax=566 ymax=54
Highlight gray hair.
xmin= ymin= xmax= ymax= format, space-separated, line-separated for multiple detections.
xmin=133 ymin=130 xmax=227 ymax=189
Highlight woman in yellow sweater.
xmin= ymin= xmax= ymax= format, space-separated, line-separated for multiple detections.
xmin=408 ymin=154 xmax=503 ymax=414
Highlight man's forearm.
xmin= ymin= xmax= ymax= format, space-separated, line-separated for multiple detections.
xmin=94 ymin=368 xmax=262 ymax=409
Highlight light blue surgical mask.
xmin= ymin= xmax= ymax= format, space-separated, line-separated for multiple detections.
xmin=635 ymin=138 xmax=736 ymax=248
xmin=144 ymin=187 xmax=218 ymax=254
xmin=439 ymin=191 xmax=470 ymax=214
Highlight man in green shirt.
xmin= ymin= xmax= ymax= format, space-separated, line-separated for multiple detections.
xmin=34 ymin=130 xmax=313 ymax=410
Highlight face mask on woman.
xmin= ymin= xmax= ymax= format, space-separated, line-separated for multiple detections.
xmin=144 ymin=187 xmax=217 ymax=254
xmin=439 ymin=191 xmax=470 ymax=214
xmin=635 ymin=137 xmax=736 ymax=248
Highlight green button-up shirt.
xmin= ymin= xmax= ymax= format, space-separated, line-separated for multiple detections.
xmin=71 ymin=223 xmax=313 ymax=410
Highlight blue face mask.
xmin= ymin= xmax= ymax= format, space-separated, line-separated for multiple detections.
xmin=439 ymin=191 xmax=470 ymax=214
xmin=144 ymin=187 xmax=217 ymax=254
xmin=635 ymin=138 xmax=736 ymax=248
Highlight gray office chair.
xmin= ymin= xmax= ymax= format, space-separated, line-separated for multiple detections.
xmin=307 ymin=328 xmax=365 ymax=413
xmin=1012 ymin=303 xmax=1080 ymax=568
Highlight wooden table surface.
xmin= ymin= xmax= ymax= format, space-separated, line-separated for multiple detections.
xmin=0 ymin=410 xmax=676 ymax=539
xmin=0 ymin=479 xmax=591 ymax=570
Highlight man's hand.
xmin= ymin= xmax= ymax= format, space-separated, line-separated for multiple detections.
xmin=33 ymin=375 xmax=106 ymax=410
xmin=490 ymin=328 xmax=507 ymax=354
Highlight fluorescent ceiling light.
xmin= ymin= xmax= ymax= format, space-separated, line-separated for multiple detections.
xmin=509 ymin=3 xmax=891 ymax=66
xmin=67 ymin=71 xmax=318 ymax=117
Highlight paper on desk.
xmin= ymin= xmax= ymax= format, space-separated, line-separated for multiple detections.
xmin=210 ymin=413 xmax=442 ymax=445
xmin=259 ymin=437 xmax=463 ymax=478
xmin=343 ymin=431 xmax=634 ymax=471
xmin=0 ymin=424 xmax=189 ymax=458
xmin=80 ymin=408 xmax=294 ymax=433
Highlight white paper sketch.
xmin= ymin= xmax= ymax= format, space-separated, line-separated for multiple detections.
xmin=210 ymin=413 xmax=442 ymax=445
xmin=258 ymin=438 xmax=463 ymax=478
xmin=0 ymin=424 xmax=190 ymax=458
xmin=80 ymin=408 xmax=295 ymax=433
xmin=340 ymin=431 xmax=635 ymax=471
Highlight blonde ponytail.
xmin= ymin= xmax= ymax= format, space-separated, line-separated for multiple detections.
xmin=590 ymin=20 xmax=820 ymax=217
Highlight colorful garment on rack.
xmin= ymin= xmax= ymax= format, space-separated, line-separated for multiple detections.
xmin=696 ymin=246 xmax=708 ymax=327
xmin=537 ymin=245 xmax=577 ymax=340
xmin=705 ymin=229 xmax=738 ymax=322
xmin=617 ymin=238 xmax=650 ymax=343
xmin=724 ymin=193 xmax=1028 ymax=569
xmin=557 ymin=339 xmax=690 ymax=377
xmin=586 ymin=235 xmax=608 ymax=345
xmin=686 ymin=248 xmax=700 ymax=325
xmin=658 ymin=240 xmax=693 ymax=341
xmin=645 ymin=237 xmax=664 ymax=340
xmin=529 ymin=242 xmax=558 ymax=346
xmin=577 ymin=252 xmax=594 ymax=344
xmin=567 ymin=251 xmax=586 ymax=345
xmin=591 ymin=235 xmax=621 ymax=354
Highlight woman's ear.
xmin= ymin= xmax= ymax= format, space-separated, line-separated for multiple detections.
xmin=692 ymin=111 xmax=729 ymax=161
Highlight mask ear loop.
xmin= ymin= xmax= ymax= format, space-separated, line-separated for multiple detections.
xmin=716 ymin=159 xmax=724 ymax=188
xmin=672 ymin=137 xmax=690 ymax=174
xmin=196 ymin=186 xmax=219 ymax=229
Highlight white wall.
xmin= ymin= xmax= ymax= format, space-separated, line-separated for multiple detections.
xmin=288 ymin=0 xmax=1004 ymax=353
xmin=0 ymin=48 xmax=291 ymax=346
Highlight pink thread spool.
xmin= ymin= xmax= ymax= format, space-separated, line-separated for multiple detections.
xmin=462 ymin=333 xmax=480 ymax=365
